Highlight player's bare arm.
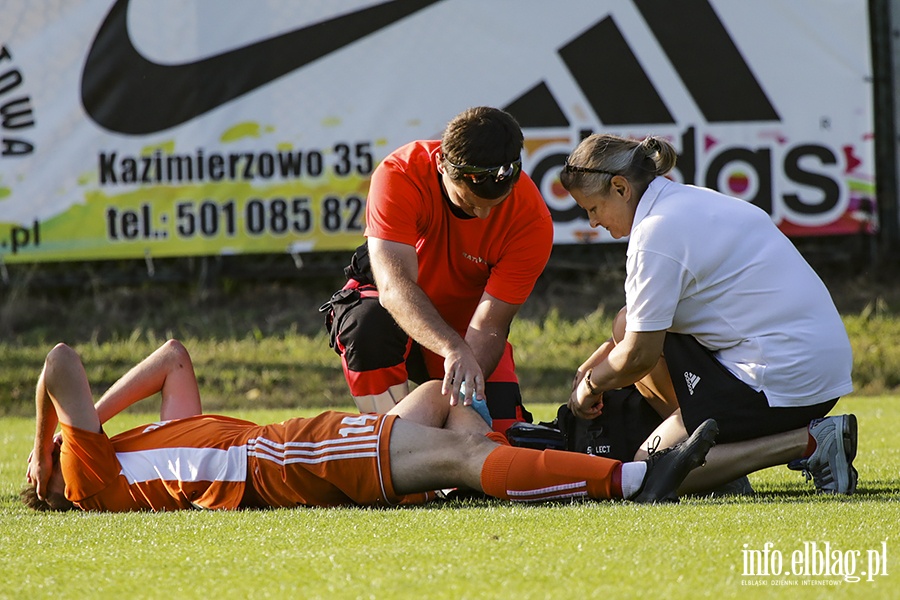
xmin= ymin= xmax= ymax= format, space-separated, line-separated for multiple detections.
xmin=29 ymin=366 xmax=61 ymax=501
xmin=28 ymin=340 xmax=205 ymax=495
xmin=368 ymin=237 xmax=484 ymax=404
xmin=28 ymin=344 xmax=102 ymax=500
xmin=94 ymin=339 xmax=203 ymax=423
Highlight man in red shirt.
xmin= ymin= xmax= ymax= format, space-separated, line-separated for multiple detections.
xmin=23 ymin=341 xmax=717 ymax=511
xmin=323 ymin=107 xmax=554 ymax=433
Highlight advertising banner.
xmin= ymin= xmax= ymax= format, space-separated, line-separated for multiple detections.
xmin=0 ymin=0 xmax=876 ymax=263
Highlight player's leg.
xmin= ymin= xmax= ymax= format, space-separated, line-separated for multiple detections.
xmin=38 ymin=343 xmax=101 ymax=433
xmin=387 ymin=421 xmax=493 ymax=493
xmin=388 ymin=413 xmax=718 ymax=503
xmin=28 ymin=343 xmax=100 ymax=500
xmin=388 ymin=380 xmax=491 ymax=433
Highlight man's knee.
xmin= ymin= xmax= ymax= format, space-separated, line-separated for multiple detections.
xmin=483 ymin=381 xmax=531 ymax=434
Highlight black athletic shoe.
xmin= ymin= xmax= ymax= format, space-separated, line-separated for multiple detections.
xmin=632 ymin=419 xmax=719 ymax=504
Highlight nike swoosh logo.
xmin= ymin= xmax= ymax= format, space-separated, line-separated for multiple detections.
xmin=81 ymin=0 xmax=443 ymax=135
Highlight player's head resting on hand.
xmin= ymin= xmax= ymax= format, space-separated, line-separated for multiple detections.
xmin=21 ymin=443 xmax=74 ymax=512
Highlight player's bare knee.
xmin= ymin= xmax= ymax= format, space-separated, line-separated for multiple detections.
xmin=162 ymin=338 xmax=186 ymax=353
xmin=47 ymin=341 xmax=74 ymax=357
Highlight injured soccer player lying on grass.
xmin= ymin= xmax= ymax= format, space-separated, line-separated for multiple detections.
xmin=23 ymin=340 xmax=717 ymax=512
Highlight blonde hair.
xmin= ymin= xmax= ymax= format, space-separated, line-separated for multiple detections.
xmin=560 ymin=134 xmax=677 ymax=196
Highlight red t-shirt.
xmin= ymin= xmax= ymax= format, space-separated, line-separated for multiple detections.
xmin=365 ymin=140 xmax=553 ymax=335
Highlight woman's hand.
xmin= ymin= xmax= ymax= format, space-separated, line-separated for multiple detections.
xmin=568 ymin=374 xmax=604 ymax=419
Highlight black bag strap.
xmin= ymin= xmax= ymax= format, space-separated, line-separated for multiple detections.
xmin=344 ymin=241 xmax=376 ymax=286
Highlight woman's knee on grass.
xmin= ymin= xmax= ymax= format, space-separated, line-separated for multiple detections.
xmin=633 ymin=410 xmax=688 ymax=461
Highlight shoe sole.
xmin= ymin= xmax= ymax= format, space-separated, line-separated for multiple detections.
xmin=633 ymin=419 xmax=719 ymax=503
xmin=825 ymin=414 xmax=858 ymax=495
xmin=842 ymin=414 xmax=858 ymax=494
xmin=683 ymin=418 xmax=719 ymax=471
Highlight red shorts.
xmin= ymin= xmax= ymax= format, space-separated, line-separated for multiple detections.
xmin=324 ymin=281 xmax=530 ymax=433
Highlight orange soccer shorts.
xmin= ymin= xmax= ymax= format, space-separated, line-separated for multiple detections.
xmin=246 ymin=411 xmax=434 ymax=508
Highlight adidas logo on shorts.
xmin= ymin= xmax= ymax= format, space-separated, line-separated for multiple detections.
xmin=684 ymin=371 xmax=701 ymax=395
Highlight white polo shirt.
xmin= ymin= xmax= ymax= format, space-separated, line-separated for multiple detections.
xmin=625 ymin=177 xmax=853 ymax=408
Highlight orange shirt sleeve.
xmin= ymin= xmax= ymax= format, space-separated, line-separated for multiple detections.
xmin=59 ymin=422 xmax=122 ymax=503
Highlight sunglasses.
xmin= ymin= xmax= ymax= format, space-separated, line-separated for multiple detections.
xmin=563 ymin=155 xmax=618 ymax=176
xmin=443 ymin=154 xmax=522 ymax=185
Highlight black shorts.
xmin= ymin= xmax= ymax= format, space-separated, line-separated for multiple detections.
xmin=663 ymin=333 xmax=837 ymax=443
xmin=321 ymin=281 xmax=531 ymax=432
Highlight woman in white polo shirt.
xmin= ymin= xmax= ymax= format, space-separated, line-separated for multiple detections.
xmin=559 ymin=133 xmax=857 ymax=495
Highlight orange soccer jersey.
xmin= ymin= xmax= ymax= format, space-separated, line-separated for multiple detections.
xmin=59 ymin=412 xmax=431 ymax=512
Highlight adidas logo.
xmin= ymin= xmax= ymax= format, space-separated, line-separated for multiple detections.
xmin=501 ymin=1 xmax=848 ymax=233
xmin=506 ymin=0 xmax=778 ymax=130
xmin=684 ymin=371 xmax=701 ymax=395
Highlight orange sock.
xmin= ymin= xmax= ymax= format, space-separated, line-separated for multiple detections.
xmin=485 ymin=431 xmax=510 ymax=446
xmin=480 ymin=446 xmax=622 ymax=502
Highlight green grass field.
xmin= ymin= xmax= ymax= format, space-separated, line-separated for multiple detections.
xmin=1 ymin=395 xmax=897 ymax=599
xmin=2 ymin=281 xmax=899 ymax=599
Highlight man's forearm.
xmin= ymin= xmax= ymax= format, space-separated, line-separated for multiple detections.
xmin=93 ymin=340 xmax=201 ymax=424
xmin=379 ymin=278 xmax=466 ymax=359
xmin=465 ymin=325 xmax=507 ymax=379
